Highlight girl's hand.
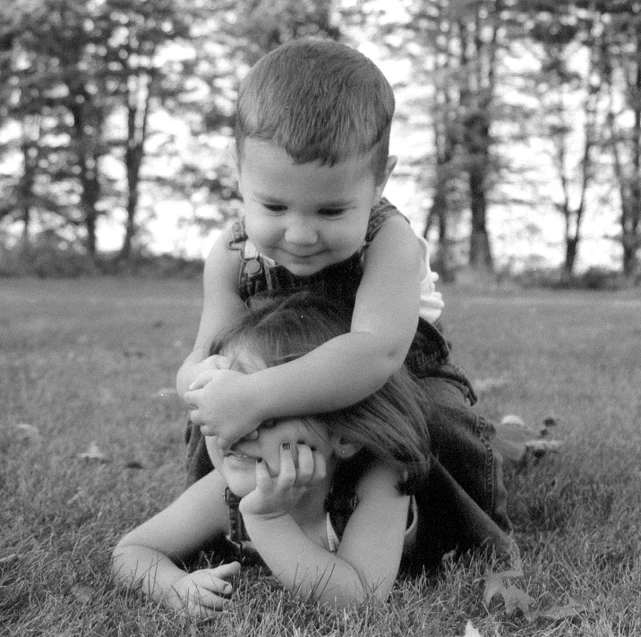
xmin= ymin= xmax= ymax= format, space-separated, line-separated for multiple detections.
xmin=166 ymin=562 xmax=240 ymax=617
xmin=185 ymin=369 xmax=260 ymax=449
xmin=240 ymin=442 xmax=326 ymax=519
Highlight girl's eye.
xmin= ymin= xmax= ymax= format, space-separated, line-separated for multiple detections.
xmin=261 ymin=419 xmax=277 ymax=429
xmin=263 ymin=204 xmax=286 ymax=213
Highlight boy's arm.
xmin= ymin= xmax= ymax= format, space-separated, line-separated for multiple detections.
xmin=186 ymin=215 xmax=422 ymax=443
xmin=176 ymin=227 xmax=246 ymax=400
xmin=111 ymin=471 xmax=239 ymax=616
xmin=241 ymin=462 xmax=409 ymax=607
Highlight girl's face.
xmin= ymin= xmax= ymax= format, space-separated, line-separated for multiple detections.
xmin=205 ymin=347 xmax=336 ymax=498
xmin=208 ymin=416 xmax=334 ymax=498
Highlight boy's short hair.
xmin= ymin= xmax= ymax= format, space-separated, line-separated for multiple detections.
xmin=235 ymin=38 xmax=395 ymax=183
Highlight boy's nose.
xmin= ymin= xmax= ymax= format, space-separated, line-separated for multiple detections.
xmin=284 ymin=218 xmax=317 ymax=245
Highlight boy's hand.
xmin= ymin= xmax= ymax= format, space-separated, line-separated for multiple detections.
xmin=167 ymin=562 xmax=240 ymax=617
xmin=185 ymin=369 xmax=260 ymax=449
xmin=239 ymin=442 xmax=326 ymax=519
xmin=188 ymin=354 xmax=233 ymax=387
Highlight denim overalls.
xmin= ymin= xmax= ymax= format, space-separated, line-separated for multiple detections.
xmin=185 ymin=198 xmax=515 ymax=572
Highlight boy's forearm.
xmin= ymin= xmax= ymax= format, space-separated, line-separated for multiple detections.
xmin=176 ymin=351 xmax=204 ymax=400
xmin=242 ymin=513 xmax=368 ymax=607
xmin=247 ymin=331 xmax=404 ymax=421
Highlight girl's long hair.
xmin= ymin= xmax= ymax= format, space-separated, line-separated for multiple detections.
xmin=209 ymin=292 xmax=431 ymax=492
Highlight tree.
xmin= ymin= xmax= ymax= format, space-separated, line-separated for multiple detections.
xmin=382 ymin=0 xmax=520 ymax=277
xmin=597 ymin=2 xmax=641 ymax=280
xmin=524 ymin=0 xmax=641 ymax=281
xmin=528 ymin=10 xmax=603 ymax=281
xmin=97 ymin=0 xmax=196 ymax=261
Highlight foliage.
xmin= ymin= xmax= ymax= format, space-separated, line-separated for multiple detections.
xmin=1 ymin=0 xmax=640 ymax=280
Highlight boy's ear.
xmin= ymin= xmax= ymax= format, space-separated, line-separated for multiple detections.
xmin=375 ymin=155 xmax=397 ymax=199
xmin=329 ymin=435 xmax=363 ymax=460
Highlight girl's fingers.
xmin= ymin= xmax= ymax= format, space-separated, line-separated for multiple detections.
xmin=202 ymin=561 xmax=241 ymax=582
xmin=277 ymin=442 xmax=296 ymax=487
xmin=295 ymin=442 xmax=315 ymax=483
xmin=187 ymin=588 xmax=227 ymax=613
xmin=190 ymin=572 xmax=231 ymax=596
xmin=255 ymin=456 xmax=273 ymax=490
xmin=310 ymin=449 xmax=327 ymax=483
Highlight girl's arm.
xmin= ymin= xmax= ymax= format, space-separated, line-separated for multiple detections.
xmin=111 ymin=471 xmax=239 ymax=617
xmin=176 ymin=226 xmax=246 ymax=400
xmin=241 ymin=456 xmax=410 ymax=608
xmin=187 ymin=216 xmax=422 ymax=445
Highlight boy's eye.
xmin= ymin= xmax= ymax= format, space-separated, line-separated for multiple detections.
xmin=318 ymin=208 xmax=346 ymax=217
xmin=263 ymin=204 xmax=286 ymax=213
xmin=260 ymin=419 xmax=277 ymax=429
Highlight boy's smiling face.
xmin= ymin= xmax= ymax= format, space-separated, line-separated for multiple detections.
xmin=237 ymin=139 xmax=392 ymax=276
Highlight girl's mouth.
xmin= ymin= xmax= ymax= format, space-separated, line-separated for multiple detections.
xmin=225 ymin=446 xmax=259 ymax=462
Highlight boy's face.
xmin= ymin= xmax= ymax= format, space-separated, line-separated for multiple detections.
xmin=237 ymin=139 xmax=392 ymax=276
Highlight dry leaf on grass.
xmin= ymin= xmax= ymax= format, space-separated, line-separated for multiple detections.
xmin=77 ymin=441 xmax=111 ymax=463
xmin=15 ymin=423 xmax=42 ymax=443
xmin=483 ymin=562 xmax=533 ymax=619
xmin=484 ymin=565 xmax=590 ymax=623
xmin=536 ymin=598 xmax=589 ymax=621
xmin=492 ymin=414 xmax=563 ymax=466
xmin=474 ymin=377 xmax=509 ymax=394
xmin=462 ymin=620 xmax=482 ymax=637
xmin=71 ymin=584 xmax=94 ymax=604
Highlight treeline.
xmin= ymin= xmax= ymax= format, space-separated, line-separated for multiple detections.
xmin=0 ymin=0 xmax=639 ymax=284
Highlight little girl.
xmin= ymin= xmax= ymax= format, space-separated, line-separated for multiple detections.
xmin=112 ymin=293 xmax=436 ymax=615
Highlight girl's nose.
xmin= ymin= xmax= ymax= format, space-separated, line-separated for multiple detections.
xmin=284 ymin=217 xmax=317 ymax=245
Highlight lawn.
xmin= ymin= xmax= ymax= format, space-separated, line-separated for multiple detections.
xmin=1 ymin=277 xmax=640 ymax=636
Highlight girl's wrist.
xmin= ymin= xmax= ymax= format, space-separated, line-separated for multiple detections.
xmin=240 ymin=507 xmax=292 ymax=526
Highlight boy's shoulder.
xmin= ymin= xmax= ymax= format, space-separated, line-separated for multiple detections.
xmin=366 ymin=198 xmax=409 ymax=242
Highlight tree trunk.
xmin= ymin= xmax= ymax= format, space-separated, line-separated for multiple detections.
xmin=468 ymin=158 xmax=494 ymax=273
xmin=562 ymin=236 xmax=579 ymax=283
xmin=426 ymin=174 xmax=454 ymax=280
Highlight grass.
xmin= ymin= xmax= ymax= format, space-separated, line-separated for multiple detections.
xmin=1 ymin=277 xmax=640 ymax=636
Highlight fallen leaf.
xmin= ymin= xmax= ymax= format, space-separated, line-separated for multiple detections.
xmin=493 ymin=415 xmax=563 ymax=466
xmin=474 ymin=377 xmax=509 ymax=394
xmin=71 ymin=584 xmax=94 ymax=604
xmin=502 ymin=584 xmax=534 ymax=618
xmin=525 ymin=439 xmax=563 ymax=456
xmin=15 ymin=423 xmax=42 ymax=442
xmin=78 ymin=441 xmax=110 ymax=463
xmin=462 ymin=620 xmax=482 ymax=637
xmin=536 ymin=598 xmax=589 ymax=621
xmin=483 ymin=564 xmax=532 ymax=618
